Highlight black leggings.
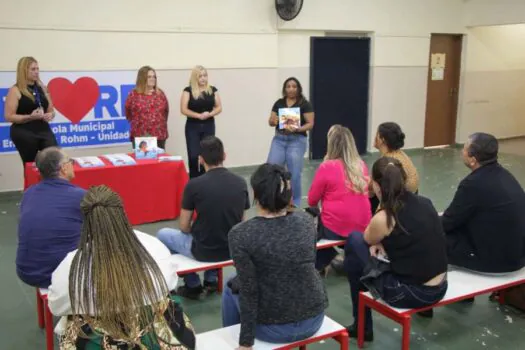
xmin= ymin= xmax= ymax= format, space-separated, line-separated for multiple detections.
xmin=185 ymin=121 xmax=215 ymax=178
xmin=10 ymin=125 xmax=57 ymax=164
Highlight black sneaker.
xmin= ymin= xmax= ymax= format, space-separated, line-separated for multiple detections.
xmin=176 ymin=285 xmax=204 ymax=300
xmin=203 ymin=281 xmax=218 ymax=294
xmin=346 ymin=323 xmax=374 ymax=342
xmin=417 ymin=309 xmax=434 ymax=318
xmin=330 ymin=258 xmax=346 ymax=275
xmin=459 ymin=297 xmax=475 ymax=304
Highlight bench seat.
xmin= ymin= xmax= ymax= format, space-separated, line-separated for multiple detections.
xmin=196 ymin=316 xmax=348 ymax=349
xmin=358 ymin=267 xmax=525 ymax=349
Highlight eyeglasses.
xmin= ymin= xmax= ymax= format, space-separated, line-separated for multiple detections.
xmin=60 ymin=158 xmax=74 ymax=166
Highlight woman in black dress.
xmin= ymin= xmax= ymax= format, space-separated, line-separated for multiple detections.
xmin=4 ymin=56 xmax=57 ymax=164
xmin=180 ymin=65 xmax=222 ymax=178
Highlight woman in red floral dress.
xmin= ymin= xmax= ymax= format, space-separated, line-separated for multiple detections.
xmin=125 ymin=66 xmax=169 ymax=149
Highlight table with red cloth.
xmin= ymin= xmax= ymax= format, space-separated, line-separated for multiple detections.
xmin=23 ymin=154 xmax=189 ymax=225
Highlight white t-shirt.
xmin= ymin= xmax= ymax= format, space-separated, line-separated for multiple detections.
xmin=47 ymin=230 xmax=178 ymax=316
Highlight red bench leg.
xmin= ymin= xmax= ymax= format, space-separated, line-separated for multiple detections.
xmin=36 ymin=289 xmax=45 ymax=329
xmin=335 ymin=331 xmax=349 ymax=350
xmin=401 ymin=315 xmax=411 ymax=350
xmin=217 ymin=268 xmax=224 ymax=293
xmin=357 ymin=292 xmax=366 ymax=348
xmin=299 ymin=346 xmax=306 ymax=350
xmin=498 ymin=290 xmax=506 ymax=305
xmin=43 ymin=298 xmax=54 ymax=350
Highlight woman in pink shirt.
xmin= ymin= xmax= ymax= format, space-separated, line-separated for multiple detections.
xmin=308 ymin=125 xmax=371 ymax=274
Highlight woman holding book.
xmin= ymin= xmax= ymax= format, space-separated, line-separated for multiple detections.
xmin=125 ymin=66 xmax=169 ymax=150
xmin=180 ymin=65 xmax=222 ymax=178
xmin=267 ymin=77 xmax=315 ymax=207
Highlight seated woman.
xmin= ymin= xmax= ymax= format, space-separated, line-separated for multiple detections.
xmin=343 ymin=157 xmax=447 ymax=341
xmin=308 ymin=125 xmax=371 ymax=274
xmin=47 ymin=185 xmax=195 ymax=350
xmin=223 ymin=163 xmax=328 ymax=349
xmin=371 ymin=122 xmax=419 ymax=213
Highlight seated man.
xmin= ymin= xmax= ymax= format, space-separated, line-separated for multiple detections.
xmin=16 ymin=147 xmax=86 ymax=288
xmin=157 ymin=136 xmax=250 ymax=299
xmin=443 ymin=132 xmax=525 ymax=273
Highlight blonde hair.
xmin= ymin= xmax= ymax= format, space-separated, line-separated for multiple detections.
xmin=134 ymin=66 xmax=159 ymax=94
xmin=189 ymin=65 xmax=212 ymax=99
xmin=69 ymin=186 xmax=169 ymax=345
xmin=16 ymin=56 xmax=39 ymax=101
xmin=325 ymin=125 xmax=368 ymax=194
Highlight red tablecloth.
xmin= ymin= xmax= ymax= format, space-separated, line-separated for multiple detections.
xmin=24 ymin=155 xmax=189 ymax=225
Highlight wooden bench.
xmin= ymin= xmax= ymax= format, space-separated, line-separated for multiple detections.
xmin=172 ymin=238 xmax=346 ymax=292
xmin=357 ymin=267 xmax=525 ymax=349
xmin=196 ymin=316 xmax=348 ymax=349
xmin=36 ymin=288 xmax=54 ymax=350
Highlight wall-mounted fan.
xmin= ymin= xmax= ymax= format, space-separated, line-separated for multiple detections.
xmin=275 ymin=0 xmax=304 ymax=21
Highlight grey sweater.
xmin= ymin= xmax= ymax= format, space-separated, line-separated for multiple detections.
xmin=228 ymin=211 xmax=328 ymax=347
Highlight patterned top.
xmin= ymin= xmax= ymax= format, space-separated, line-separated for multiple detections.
xmin=125 ymin=90 xmax=169 ymax=140
xmin=383 ymin=150 xmax=419 ymax=193
xmin=59 ymin=296 xmax=196 ymax=350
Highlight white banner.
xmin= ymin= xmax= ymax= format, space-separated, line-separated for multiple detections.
xmin=0 ymin=71 xmax=137 ymax=153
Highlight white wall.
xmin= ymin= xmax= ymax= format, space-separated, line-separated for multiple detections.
xmin=277 ymin=0 xmax=465 ymax=150
xmin=1 ymin=0 xmax=470 ymax=191
xmin=464 ymin=0 xmax=525 ymax=27
xmin=458 ymin=24 xmax=525 ymax=142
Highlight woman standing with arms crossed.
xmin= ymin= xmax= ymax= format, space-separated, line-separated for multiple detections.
xmin=125 ymin=66 xmax=169 ymax=149
xmin=180 ymin=65 xmax=222 ymax=178
xmin=4 ymin=56 xmax=57 ymax=164
xmin=268 ymin=77 xmax=314 ymax=207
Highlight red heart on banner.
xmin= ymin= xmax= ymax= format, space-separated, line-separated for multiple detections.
xmin=48 ymin=77 xmax=100 ymax=124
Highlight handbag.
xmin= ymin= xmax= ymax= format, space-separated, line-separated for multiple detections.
xmin=359 ymin=257 xmax=392 ymax=300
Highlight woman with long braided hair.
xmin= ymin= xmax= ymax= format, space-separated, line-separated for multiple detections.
xmin=48 ymin=185 xmax=195 ymax=349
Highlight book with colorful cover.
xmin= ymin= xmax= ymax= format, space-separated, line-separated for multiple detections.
xmin=74 ymin=156 xmax=105 ymax=168
xmin=278 ymin=107 xmax=301 ymax=130
xmin=102 ymin=153 xmax=136 ymax=166
xmin=135 ymin=137 xmax=158 ymax=159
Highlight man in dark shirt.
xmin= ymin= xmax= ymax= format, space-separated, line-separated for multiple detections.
xmin=157 ymin=136 xmax=250 ymax=299
xmin=443 ymin=132 xmax=525 ymax=273
xmin=16 ymin=147 xmax=86 ymax=288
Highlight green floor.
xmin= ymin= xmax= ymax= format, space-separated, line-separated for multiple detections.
xmin=1 ymin=146 xmax=525 ymax=349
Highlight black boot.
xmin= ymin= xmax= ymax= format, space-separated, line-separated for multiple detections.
xmin=176 ymin=285 xmax=204 ymax=300
xmin=346 ymin=323 xmax=374 ymax=342
xmin=203 ymin=280 xmax=218 ymax=295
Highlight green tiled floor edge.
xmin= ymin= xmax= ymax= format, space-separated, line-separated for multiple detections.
xmin=1 ymin=146 xmax=525 ymax=349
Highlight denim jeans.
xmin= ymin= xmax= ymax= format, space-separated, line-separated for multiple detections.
xmin=267 ymin=133 xmax=308 ymax=207
xmin=156 ymin=228 xmax=218 ymax=288
xmin=315 ymin=220 xmax=346 ymax=271
xmin=185 ymin=121 xmax=215 ymax=178
xmin=222 ymin=276 xmax=324 ymax=343
xmin=344 ymin=232 xmax=448 ymax=332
